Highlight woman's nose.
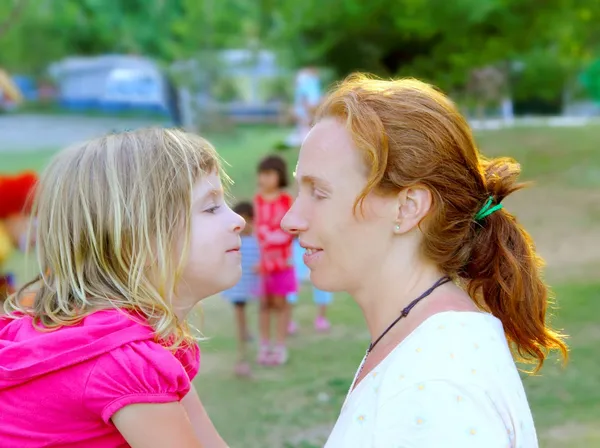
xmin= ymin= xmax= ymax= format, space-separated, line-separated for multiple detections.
xmin=281 ymin=200 xmax=307 ymax=235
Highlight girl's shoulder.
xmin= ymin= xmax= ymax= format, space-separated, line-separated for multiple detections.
xmin=0 ymin=308 xmax=200 ymax=403
xmin=88 ymin=337 xmax=200 ymax=392
xmin=83 ymin=309 xmax=200 ymax=380
xmin=82 ymin=329 xmax=200 ymax=424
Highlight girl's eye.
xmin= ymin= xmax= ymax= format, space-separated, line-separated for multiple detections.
xmin=205 ymin=205 xmax=221 ymax=214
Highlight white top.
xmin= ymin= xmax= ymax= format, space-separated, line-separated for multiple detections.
xmin=324 ymin=312 xmax=538 ymax=448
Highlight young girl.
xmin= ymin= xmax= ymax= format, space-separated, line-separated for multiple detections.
xmin=0 ymin=128 xmax=241 ymax=448
xmin=254 ymin=155 xmax=297 ymax=365
xmin=221 ymin=201 xmax=260 ymax=377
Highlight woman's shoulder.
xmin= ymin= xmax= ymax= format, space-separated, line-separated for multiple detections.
xmin=413 ymin=311 xmax=506 ymax=343
xmin=382 ymin=311 xmax=517 ymax=384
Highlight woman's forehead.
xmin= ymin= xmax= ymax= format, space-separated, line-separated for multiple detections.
xmin=297 ymin=119 xmax=364 ymax=181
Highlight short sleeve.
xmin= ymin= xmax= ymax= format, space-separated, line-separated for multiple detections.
xmin=84 ymin=340 xmax=200 ymax=423
xmin=374 ymin=380 xmax=513 ymax=448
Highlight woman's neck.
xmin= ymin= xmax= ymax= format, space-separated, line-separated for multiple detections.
xmin=352 ymin=259 xmax=448 ymax=344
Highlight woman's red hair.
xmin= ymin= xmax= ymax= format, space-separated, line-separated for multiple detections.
xmin=317 ymin=73 xmax=568 ymax=372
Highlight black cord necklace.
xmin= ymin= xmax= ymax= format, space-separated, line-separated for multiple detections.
xmin=355 ymin=275 xmax=452 ymax=382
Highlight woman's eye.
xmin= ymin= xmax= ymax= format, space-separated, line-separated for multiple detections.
xmin=312 ymin=189 xmax=327 ymax=200
xmin=205 ymin=205 xmax=221 ymax=214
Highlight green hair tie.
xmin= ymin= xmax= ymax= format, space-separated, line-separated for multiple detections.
xmin=474 ymin=196 xmax=503 ymax=221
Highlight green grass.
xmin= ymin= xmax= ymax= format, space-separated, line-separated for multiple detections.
xmin=3 ymin=123 xmax=600 ymax=447
xmin=4 ymin=123 xmax=600 ymax=193
xmin=2 ymin=150 xmax=59 ymax=174
xmin=477 ymin=125 xmax=600 ymax=188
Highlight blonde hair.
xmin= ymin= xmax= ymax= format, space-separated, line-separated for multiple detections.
xmin=6 ymin=128 xmax=223 ymax=349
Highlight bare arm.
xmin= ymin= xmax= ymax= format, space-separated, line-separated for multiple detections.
xmin=181 ymin=385 xmax=228 ymax=448
xmin=112 ymin=401 xmax=203 ymax=448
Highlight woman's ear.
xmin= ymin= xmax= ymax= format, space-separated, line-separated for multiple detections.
xmin=393 ymin=186 xmax=433 ymax=234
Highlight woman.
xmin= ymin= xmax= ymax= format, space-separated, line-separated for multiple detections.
xmin=281 ymin=74 xmax=567 ymax=447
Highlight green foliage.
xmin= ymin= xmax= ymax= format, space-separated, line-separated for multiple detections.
xmin=511 ymin=50 xmax=570 ymax=102
xmin=212 ymin=77 xmax=242 ymax=102
xmin=266 ymin=0 xmax=600 ymax=91
xmin=580 ymin=58 xmax=600 ymax=101
xmin=2 ymin=0 xmax=600 ymax=101
xmin=259 ymin=75 xmax=294 ymax=102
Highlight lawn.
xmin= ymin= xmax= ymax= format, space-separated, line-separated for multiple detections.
xmin=3 ymin=123 xmax=600 ymax=447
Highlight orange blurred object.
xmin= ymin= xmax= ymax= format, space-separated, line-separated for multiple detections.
xmin=0 ymin=171 xmax=38 ymax=219
xmin=0 ymin=172 xmax=38 ymax=303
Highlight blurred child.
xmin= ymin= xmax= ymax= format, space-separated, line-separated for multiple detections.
xmin=254 ymin=155 xmax=297 ymax=365
xmin=0 ymin=171 xmax=38 ymax=308
xmin=287 ymin=238 xmax=332 ymax=334
xmin=0 ymin=129 xmax=237 ymax=447
xmin=221 ymin=201 xmax=260 ymax=377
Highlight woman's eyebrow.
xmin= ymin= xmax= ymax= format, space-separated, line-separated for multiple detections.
xmin=296 ymin=173 xmax=332 ymax=189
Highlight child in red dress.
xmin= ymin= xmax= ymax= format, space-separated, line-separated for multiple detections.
xmin=254 ymin=155 xmax=297 ymax=365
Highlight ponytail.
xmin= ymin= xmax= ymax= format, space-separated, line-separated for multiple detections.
xmin=462 ymin=157 xmax=568 ymax=372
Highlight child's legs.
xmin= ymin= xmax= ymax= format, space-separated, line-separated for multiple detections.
xmin=233 ymin=301 xmax=248 ymax=359
xmin=313 ymin=287 xmax=333 ymax=318
xmin=316 ymin=304 xmax=327 ymax=318
xmin=286 ymin=292 xmax=298 ymax=326
xmin=272 ymin=295 xmax=289 ymax=345
xmin=259 ymin=295 xmax=272 ymax=343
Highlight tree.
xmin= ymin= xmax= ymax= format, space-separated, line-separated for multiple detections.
xmin=264 ymin=0 xmax=600 ymax=95
xmin=2 ymin=0 xmax=598 ymax=104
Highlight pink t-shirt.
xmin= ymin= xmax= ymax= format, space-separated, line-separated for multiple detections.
xmin=0 ymin=309 xmax=200 ymax=447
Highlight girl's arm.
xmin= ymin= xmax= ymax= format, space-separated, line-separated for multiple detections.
xmin=112 ymin=401 xmax=204 ymax=448
xmin=112 ymin=387 xmax=228 ymax=448
xmin=181 ymin=385 xmax=229 ymax=448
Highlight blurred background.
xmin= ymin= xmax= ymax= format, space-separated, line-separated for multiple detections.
xmin=1 ymin=1 xmax=599 ymax=447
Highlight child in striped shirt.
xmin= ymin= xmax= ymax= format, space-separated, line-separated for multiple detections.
xmin=221 ymin=201 xmax=260 ymax=377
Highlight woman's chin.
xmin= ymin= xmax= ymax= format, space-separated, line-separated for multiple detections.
xmin=310 ymin=271 xmax=343 ymax=293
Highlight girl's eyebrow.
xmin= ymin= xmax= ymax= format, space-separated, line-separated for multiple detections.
xmin=195 ymin=188 xmax=223 ymax=204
